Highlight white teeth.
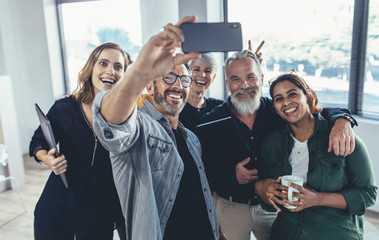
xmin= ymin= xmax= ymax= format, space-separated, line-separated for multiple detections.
xmin=168 ymin=94 xmax=181 ymax=99
xmin=284 ymin=108 xmax=296 ymax=113
xmin=101 ymin=78 xmax=115 ymax=84
xmin=196 ymin=80 xmax=206 ymax=85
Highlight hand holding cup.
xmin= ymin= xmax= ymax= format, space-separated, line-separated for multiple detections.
xmin=281 ymin=175 xmax=304 ymax=209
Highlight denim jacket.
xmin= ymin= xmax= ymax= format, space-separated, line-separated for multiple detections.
xmin=93 ymin=91 xmax=218 ymax=240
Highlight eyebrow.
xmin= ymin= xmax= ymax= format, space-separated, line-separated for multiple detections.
xmin=98 ymin=58 xmax=122 ymax=65
xmin=273 ymin=88 xmax=297 ymax=99
xmin=98 ymin=58 xmax=109 ymax=62
xmin=229 ymin=75 xmax=240 ymax=80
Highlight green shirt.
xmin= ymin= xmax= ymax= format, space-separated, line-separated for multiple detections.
xmin=261 ymin=114 xmax=377 ymax=240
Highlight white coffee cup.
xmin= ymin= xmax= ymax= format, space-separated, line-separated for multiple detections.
xmin=281 ymin=175 xmax=304 ymax=209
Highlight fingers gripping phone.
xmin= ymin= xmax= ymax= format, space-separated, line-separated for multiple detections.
xmin=181 ymin=22 xmax=243 ymax=53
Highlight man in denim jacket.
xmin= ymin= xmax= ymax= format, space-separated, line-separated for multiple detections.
xmin=92 ymin=16 xmax=219 ymax=240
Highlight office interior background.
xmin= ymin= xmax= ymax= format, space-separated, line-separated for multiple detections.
xmin=0 ymin=0 xmax=378 ymax=221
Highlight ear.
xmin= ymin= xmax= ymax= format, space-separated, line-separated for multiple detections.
xmin=146 ymin=81 xmax=154 ymax=95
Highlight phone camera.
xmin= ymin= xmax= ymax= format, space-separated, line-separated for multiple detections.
xmin=230 ymin=23 xmax=238 ymax=28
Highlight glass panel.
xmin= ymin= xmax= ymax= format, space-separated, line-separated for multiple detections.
xmin=59 ymin=0 xmax=142 ymax=92
xmin=363 ymin=1 xmax=379 ymax=118
xmin=228 ymin=0 xmax=354 ymax=109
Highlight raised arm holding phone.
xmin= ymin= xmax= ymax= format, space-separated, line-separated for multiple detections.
xmin=93 ymin=16 xmax=223 ymax=240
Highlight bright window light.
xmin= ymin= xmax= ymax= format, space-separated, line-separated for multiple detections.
xmin=60 ymin=0 xmax=142 ymax=92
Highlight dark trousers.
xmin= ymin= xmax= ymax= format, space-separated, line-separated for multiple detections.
xmin=34 ymin=224 xmax=116 ymax=240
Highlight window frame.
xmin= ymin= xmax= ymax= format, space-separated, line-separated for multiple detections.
xmin=55 ymin=0 xmax=377 ymax=120
xmin=224 ymin=0 xmax=377 ymax=120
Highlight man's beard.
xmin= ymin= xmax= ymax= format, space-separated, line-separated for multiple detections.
xmin=230 ymin=87 xmax=262 ymax=115
xmin=154 ymin=85 xmax=187 ymax=115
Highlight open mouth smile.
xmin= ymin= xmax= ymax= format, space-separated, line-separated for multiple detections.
xmin=284 ymin=107 xmax=297 ymax=114
xmin=195 ymin=80 xmax=206 ymax=86
xmin=167 ymin=93 xmax=183 ymax=99
xmin=100 ymin=78 xmax=116 ymax=85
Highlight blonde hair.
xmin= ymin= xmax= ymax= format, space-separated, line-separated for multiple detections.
xmin=72 ymin=42 xmax=129 ymax=104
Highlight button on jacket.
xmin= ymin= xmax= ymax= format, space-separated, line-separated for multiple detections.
xmin=92 ymin=91 xmax=218 ymax=240
xmin=261 ymin=114 xmax=377 ymax=240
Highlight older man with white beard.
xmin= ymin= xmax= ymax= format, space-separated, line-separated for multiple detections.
xmin=196 ymin=49 xmax=357 ymax=240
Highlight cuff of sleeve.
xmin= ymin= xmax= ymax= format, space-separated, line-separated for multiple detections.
xmin=32 ymin=146 xmax=44 ymax=163
xmin=342 ymin=114 xmax=358 ymax=127
xmin=341 ymin=189 xmax=366 ymax=215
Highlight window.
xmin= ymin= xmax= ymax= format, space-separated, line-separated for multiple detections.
xmin=363 ymin=0 xmax=379 ymax=118
xmin=58 ymin=0 xmax=142 ymax=93
xmin=228 ymin=0 xmax=354 ymax=109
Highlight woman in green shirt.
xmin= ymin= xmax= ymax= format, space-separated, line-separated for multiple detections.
xmin=255 ymin=71 xmax=377 ymax=240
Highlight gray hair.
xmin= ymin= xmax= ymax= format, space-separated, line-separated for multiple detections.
xmin=224 ymin=49 xmax=262 ymax=76
xmin=188 ymin=53 xmax=218 ymax=72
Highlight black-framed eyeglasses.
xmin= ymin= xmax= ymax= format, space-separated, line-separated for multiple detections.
xmin=162 ymin=72 xmax=193 ymax=88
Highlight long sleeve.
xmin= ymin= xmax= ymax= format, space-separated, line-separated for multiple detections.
xmin=321 ymin=107 xmax=358 ymax=126
xmin=29 ymin=101 xmax=59 ymax=162
xmin=92 ymin=91 xmax=140 ymax=155
xmin=341 ymin=136 xmax=377 ymax=215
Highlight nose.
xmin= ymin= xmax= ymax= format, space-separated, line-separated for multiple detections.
xmin=106 ymin=65 xmax=115 ymax=75
xmin=284 ymin=98 xmax=291 ymax=106
xmin=241 ymin=79 xmax=251 ymax=88
xmin=172 ymin=76 xmax=183 ymax=88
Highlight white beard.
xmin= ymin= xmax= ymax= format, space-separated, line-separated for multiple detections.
xmin=231 ymin=90 xmax=262 ymax=115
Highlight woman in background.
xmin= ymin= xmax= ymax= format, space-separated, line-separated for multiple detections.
xmin=255 ymin=71 xmax=377 ymax=239
xmin=179 ymin=53 xmax=224 ymax=131
xmin=29 ymin=42 xmax=129 ymax=240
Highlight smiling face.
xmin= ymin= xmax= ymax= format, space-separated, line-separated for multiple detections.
xmin=272 ymin=80 xmax=312 ymax=124
xmin=92 ymin=48 xmax=125 ymax=95
xmin=226 ymin=57 xmax=263 ymax=115
xmin=190 ymin=59 xmax=216 ymax=95
xmin=147 ymin=65 xmax=190 ymax=116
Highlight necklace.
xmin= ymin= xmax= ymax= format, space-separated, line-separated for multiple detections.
xmin=295 ymin=127 xmax=314 ymax=154
xmin=306 ymin=127 xmax=314 ymax=140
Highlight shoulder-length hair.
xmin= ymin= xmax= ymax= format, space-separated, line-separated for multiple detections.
xmin=269 ymin=71 xmax=323 ymax=113
xmin=72 ymin=42 xmax=129 ymax=104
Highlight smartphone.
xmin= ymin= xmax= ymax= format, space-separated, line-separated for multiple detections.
xmin=181 ymin=22 xmax=243 ymax=53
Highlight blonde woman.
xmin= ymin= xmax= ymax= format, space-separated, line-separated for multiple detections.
xmin=29 ymin=42 xmax=129 ymax=240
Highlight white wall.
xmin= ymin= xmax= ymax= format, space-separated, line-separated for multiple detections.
xmin=0 ymin=75 xmax=25 ymax=185
xmin=140 ymin=0 xmax=179 ymax=44
xmin=0 ymin=0 xmax=58 ymax=155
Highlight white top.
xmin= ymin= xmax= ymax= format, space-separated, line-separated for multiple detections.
xmin=289 ymin=135 xmax=309 ymax=183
